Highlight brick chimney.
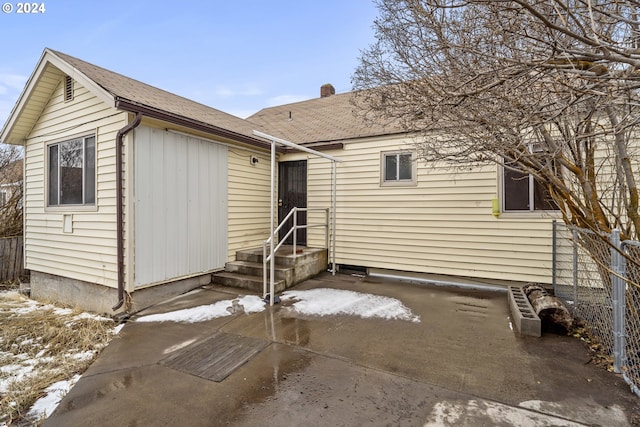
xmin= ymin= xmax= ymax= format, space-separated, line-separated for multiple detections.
xmin=320 ymin=83 xmax=335 ymax=98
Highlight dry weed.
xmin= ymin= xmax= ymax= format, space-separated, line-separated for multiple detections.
xmin=0 ymin=292 xmax=116 ymax=426
xmin=0 ymin=281 xmax=18 ymax=293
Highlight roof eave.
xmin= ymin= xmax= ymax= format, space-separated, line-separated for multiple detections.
xmin=282 ymin=142 xmax=345 ymax=153
xmin=281 ymin=129 xmax=413 ymax=149
xmin=0 ymin=48 xmax=116 ymax=146
xmin=0 ymin=49 xmax=49 ymax=145
xmin=114 ymin=98 xmax=278 ymax=152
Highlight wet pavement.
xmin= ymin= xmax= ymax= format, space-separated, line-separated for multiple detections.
xmin=44 ymin=272 xmax=640 ymax=426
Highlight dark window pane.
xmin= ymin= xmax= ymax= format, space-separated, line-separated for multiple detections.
xmin=84 ymin=136 xmax=95 ymax=204
xmin=504 ymin=167 xmax=529 ymax=211
xmin=398 ymin=154 xmax=412 ymax=180
xmin=48 ymin=145 xmax=59 ymax=206
xmin=48 ymin=136 xmax=96 ymax=206
xmin=533 ymin=178 xmax=557 ymax=210
xmin=60 ymin=139 xmax=83 ymax=204
xmin=385 ymin=155 xmax=398 ymax=181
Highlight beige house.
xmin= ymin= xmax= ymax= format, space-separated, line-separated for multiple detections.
xmin=0 ymin=48 xmax=558 ymax=314
xmin=249 ymin=89 xmax=558 ymax=286
xmin=0 ymin=49 xmax=276 ymax=313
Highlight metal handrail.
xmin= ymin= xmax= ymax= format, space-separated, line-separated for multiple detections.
xmin=263 ymin=207 xmax=330 ymax=305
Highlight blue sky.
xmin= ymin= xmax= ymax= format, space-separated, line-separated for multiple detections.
xmin=0 ymin=0 xmax=379 ymax=126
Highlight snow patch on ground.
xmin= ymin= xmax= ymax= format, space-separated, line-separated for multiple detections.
xmin=26 ymin=375 xmax=81 ymax=421
xmin=0 ymin=290 xmax=121 ymax=426
xmin=281 ymin=288 xmax=420 ymax=323
xmin=0 ymin=362 xmax=35 ymax=393
xmin=135 ymin=295 xmax=266 ymax=323
xmin=134 ymin=288 xmax=419 ymax=324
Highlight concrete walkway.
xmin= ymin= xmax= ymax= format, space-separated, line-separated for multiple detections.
xmin=44 ymin=272 xmax=639 ymax=426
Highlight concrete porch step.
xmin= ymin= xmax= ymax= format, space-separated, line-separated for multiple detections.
xmin=213 ymin=246 xmax=328 ymax=295
xmin=225 ymin=260 xmax=294 ymax=287
xmin=212 ymin=271 xmax=285 ymax=294
xmin=236 ymin=246 xmax=326 ymax=268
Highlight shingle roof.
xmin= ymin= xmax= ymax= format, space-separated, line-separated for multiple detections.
xmin=246 ymin=91 xmax=405 ymax=144
xmin=4 ymin=48 xmax=404 ymax=149
xmin=49 ymin=50 xmax=265 ymax=144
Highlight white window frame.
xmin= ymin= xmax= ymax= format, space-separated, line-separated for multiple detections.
xmin=46 ymin=134 xmax=96 ymax=210
xmin=380 ymin=150 xmax=417 ymax=187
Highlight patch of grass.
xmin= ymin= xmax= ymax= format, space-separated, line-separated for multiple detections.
xmin=0 ymin=280 xmax=18 ymax=292
xmin=0 ymin=292 xmax=116 ymax=426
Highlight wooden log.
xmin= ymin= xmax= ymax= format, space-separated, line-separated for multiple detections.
xmin=523 ymin=284 xmax=573 ymax=332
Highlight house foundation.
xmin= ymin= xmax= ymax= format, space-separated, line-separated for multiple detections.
xmin=30 ymin=271 xmax=212 ymax=316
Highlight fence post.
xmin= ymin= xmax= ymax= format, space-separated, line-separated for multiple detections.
xmin=610 ymin=229 xmax=626 ymax=374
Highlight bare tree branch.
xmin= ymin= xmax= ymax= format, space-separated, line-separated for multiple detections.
xmin=0 ymin=144 xmax=23 ymax=238
xmin=354 ymin=0 xmax=640 ymax=239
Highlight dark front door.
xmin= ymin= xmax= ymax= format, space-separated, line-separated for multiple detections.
xmin=278 ymin=160 xmax=307 ymax=245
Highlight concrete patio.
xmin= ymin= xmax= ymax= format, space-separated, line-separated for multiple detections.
xmin=44 ymin=272 xmax=640 ymax=426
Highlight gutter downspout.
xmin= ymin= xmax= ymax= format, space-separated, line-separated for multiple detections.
xmin=112 ymin=112 xmax=142 ymax=311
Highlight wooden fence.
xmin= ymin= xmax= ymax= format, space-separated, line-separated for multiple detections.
xmin=0 ymin=236 xmax=25 ymax=282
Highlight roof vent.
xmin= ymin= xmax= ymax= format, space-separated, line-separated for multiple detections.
xmin=64 ymin=75 xmax=73 ymax=101
xmin=320 ymin=83 xmax=335 ymax=98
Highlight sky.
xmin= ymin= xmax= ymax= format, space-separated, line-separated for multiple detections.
xmin=0 ymin=0 xmax=380 ymax=127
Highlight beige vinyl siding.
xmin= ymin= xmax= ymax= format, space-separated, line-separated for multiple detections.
xmin=227 ymin=148 xmax=273 ymax=261
xmin=24 ymin=77 xmax=127 ymax=288
xmin=285 ymin=135 xmax=557 ymax=284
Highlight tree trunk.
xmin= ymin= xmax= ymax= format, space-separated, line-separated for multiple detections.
xmin=524 ymin=284 xmax=573 ymax=332
xmin=606 ymin=105 xmax=640 ymax=240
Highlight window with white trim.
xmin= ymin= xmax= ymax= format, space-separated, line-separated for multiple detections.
xmin=381 ymin=151 xmax=416 ymax=186
xmin=502 ymin=144 xmax=558 ymax=212
xmin=503 ymin=165 xmax=557 ymax=211
xmin=48 ymin=135 xmax=95 ymax=206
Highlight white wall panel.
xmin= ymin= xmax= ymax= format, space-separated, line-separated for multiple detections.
xmin=134 ymin=127 xmax=228 ymax=287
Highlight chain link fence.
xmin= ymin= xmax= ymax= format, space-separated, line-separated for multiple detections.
xmin=553 ymin=221 xmax=640 ymax=397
